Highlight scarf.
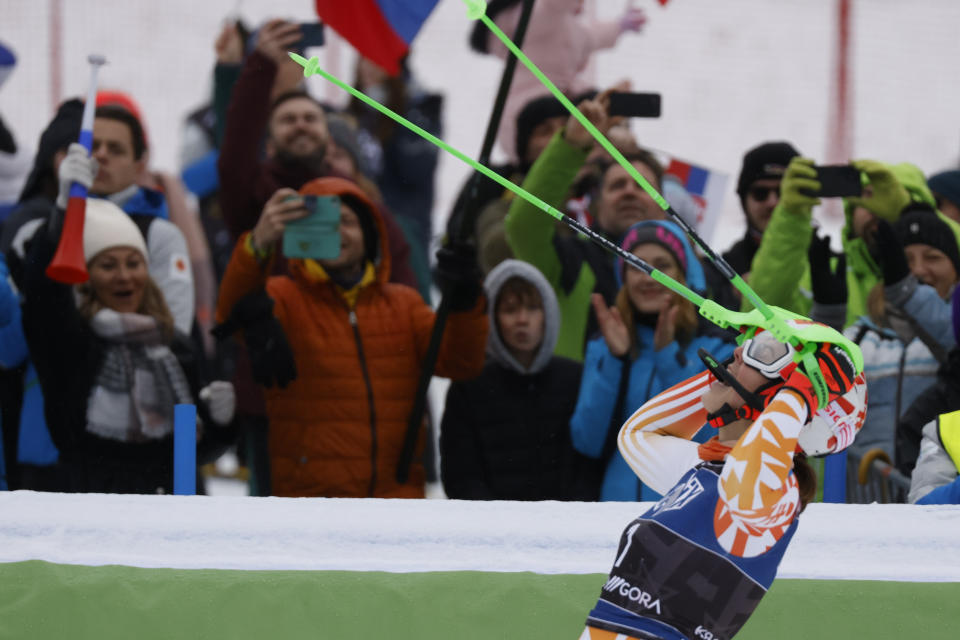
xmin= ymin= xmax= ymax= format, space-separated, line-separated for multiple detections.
xmin=86 ymin=309 xmax=192 ymax=443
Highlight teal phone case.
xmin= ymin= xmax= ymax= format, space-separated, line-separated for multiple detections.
xmin=282 ymin=195 xmax=341 ymax=260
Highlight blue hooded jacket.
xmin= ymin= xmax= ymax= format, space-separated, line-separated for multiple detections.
xmin=570 ymin=220 xmax=734 ymax=501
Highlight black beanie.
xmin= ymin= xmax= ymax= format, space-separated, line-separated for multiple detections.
xmin=514 ymin=94 xmax=567 ymax=162
xmin=18 ymin=98 xmax=83 ymax=202
xmin=894 ymin=206 xmax=960 ymax=275
xmin=736 ymin=141 xmax=800 ymax=196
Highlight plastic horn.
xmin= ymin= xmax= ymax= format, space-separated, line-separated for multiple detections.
xmin=46 ymin=54 xmax=106 ymax=284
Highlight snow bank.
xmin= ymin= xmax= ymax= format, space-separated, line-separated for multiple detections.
xmin=1 ymin=491 xmax=957 ymax=581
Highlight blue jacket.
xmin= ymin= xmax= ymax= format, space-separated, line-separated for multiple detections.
xmin=111 ymin=185 xmax=169 ymax=219
xmin=0 ymin=288 xmax=58 ymax=467
xmin=570 ymin=328 xmax=734 ymax=501
xmin=844 ymin=279 xmax=955 ymax=459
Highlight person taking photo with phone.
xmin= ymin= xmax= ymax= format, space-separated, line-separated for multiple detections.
xmin=214 ymin=178 xmax=488 ymax=498
xmin=743 ymin=156 xmax=954 ymax=329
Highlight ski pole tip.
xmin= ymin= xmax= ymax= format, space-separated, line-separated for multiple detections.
xmin=461 ymin=0 xmax=488 ymax=21
xmin=288 ymin=52 xmax=319 ymax=77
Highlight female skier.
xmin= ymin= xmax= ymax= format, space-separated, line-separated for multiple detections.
xmin=579 ymin=326 xmax=866 ymax=640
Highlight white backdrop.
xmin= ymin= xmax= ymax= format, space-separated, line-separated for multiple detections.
xmin=2 ymin=0 xmax=959 ymax=252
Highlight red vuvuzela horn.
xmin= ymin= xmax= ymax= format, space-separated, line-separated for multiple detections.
xmin=46 ymin=54 xmax=106 ymax=284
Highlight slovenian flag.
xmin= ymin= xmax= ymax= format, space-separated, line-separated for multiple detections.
xmin=664 ymin=157 xmax=728 ymax=245
xmin=315 ymin=0 xmax=440 ymax=75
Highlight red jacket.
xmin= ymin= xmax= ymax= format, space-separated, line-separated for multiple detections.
xmin=216 ymin=178 xmax=487 ymax=497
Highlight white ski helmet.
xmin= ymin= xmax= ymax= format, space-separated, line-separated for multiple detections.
xmin=699 ymin=329 xmax=867 ymax=457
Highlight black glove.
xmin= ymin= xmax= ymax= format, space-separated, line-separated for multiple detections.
xmin=807 ymin=229 xmax=847 ymax=305
xmin=211 ymin=289 xmax=297 ymax=389
xmin=435 ymin=241 xmax=483 ymax=311
xmin=872 ymin=218 xmax=910 ymax=284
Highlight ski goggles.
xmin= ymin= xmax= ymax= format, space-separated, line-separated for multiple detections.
xmin=739 ymin=331 xmax=795 ymax=380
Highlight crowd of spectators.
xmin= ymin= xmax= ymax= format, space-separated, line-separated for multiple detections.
xmin=1 ymin=12 xmax=958 ymax=504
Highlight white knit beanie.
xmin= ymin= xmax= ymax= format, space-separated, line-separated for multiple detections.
xmin=82 ymin=198 xmax=148 ymax=264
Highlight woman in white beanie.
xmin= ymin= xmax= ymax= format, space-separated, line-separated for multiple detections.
xmin=19 ymin=198 xmax=235 ymax=493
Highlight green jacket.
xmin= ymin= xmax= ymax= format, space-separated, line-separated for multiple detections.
xmin=504 ymin=132 xmax=612 ymax=362
xmin=743 ymin=162 xmax=955 ymax=327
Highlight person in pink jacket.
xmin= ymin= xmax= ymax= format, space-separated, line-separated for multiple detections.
xmin=470 ymin=0 xmax=647 ymax=163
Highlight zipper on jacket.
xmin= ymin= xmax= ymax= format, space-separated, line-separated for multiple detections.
xmin=349 ymin=309 xmax=378 ymax=497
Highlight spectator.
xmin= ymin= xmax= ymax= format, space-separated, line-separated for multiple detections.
xmin=844 ymin=209 xmax=958 ymax=460
xmin=440 ymin=259 xmax=600 ymax=500
xmin=0 ymin=100 xmax=197 ymax=489
xmin=469 ymin=0 xmax=647 ymax=163
xmin=0 ymin=41 xmax=30 ymax=224
xmin=908 ymin=409 xmax=960 ymax=504
xmin=20 ymin=199 xmax=235 ymax=493
xmin=928 ymin=169 xmax=960 ymax=224
xmin=216 ymin=18 xmax=419 ymax=492
xmin=505 ymin=92 xmax=666 ymax=361
xmin=214 ymin=177 xmax=487 ymax=497
xmin=570 ymin=220 xmax=735 ymax=501
xmin=348 ymin=55 xmax=442 ymax=279
xmin=744 ymin=157 xmax=948 ymax=327
xmin=722 ymin=141 xmax=800 ymax=277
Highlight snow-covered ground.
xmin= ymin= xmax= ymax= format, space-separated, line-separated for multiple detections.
xmin=1 ymin=491 xmax=959 ymax=581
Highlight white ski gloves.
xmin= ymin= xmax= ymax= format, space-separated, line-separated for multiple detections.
xmin=199 ymin=380 xmax=236 ymax=426
xmin=56 ymin=142 xmax=98 ymax=209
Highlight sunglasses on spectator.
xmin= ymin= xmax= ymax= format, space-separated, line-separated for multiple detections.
xmin=747 ymin=186 xmax=780 ymax=202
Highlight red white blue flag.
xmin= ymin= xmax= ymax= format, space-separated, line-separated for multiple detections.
xmin=315 ymin=0 xmax=440 ymax=75
xmin=664 ymin=157 xmax=728 ymax=244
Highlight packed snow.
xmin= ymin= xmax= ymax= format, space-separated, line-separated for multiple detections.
xmin=1 ymin=491 xmax=958 ymax=582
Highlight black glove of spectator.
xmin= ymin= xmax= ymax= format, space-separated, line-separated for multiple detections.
xmin=873 ymin=218 xmax=910 ymax=284
xmin=211 ymin=289 xmax=297 ymax=388
xmin=807 ymin=229 xmax=847 ymax=305
xmin=435 ymin=242 xmax=483 ymax=311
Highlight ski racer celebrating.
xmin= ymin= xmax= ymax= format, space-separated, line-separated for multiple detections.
xmin=579 ymin=325 xmax=866 ymax=640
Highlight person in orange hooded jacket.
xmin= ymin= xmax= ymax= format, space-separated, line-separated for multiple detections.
xmin=216 ymin=177 xmax=487 ymax=498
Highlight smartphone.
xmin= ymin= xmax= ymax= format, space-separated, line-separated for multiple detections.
xmin=293 ymin=22 xmax=325 ymax=51
xmin=283 ymin=195 xmax=341 ymax=260
xmin=814 ymin=165 xmax=863 ymax=198
xmin=608 ymin=92 xmax=661 ymax=118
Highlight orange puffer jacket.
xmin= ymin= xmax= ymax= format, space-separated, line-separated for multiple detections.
xmin=217 ymin=178 xmax=487 ymax=498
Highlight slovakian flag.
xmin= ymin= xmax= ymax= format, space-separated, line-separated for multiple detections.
xmin=315 ymin=0 xmax=440 ymax=75
xmin=663 ymin=157 xmax=728 ymax=245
